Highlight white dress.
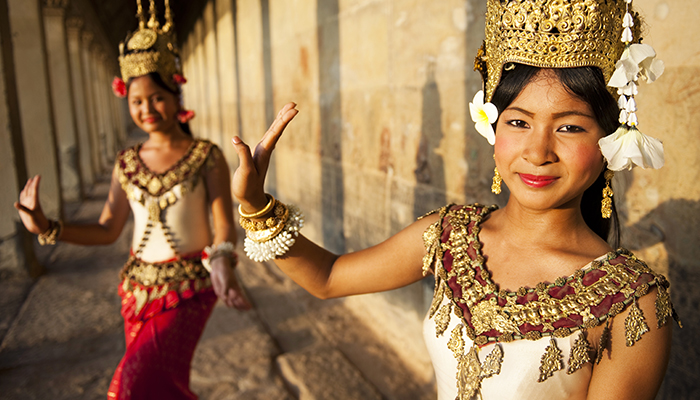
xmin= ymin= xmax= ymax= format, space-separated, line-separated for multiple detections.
xmin=115 ymin=139 xmax=221 ymax=319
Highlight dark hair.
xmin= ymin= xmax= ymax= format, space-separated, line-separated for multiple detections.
xmin=490 ymin=64 xmax=620 ymax=247
xmin=127 ymin=72 xmax=192 ymax=136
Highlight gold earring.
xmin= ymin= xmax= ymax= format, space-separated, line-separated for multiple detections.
xmin=601 ymin=170 xmax=614 ymax=219
xmin=491 ymin=166 xmax=502 ymax=195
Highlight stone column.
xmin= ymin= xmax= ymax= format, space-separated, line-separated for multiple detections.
xmin=65 ymin=16 xmax=94 ymax=187
xmin=6 ymin=0 xmax=63 ymax=219
xmin=89 ymin=49 xmax=109 ymax=170
xmin=215 ymin=0 xmax=242 ymax=166
xmin=183 ymin=33 xmax=201 ymax=134
xmin=0 ymin=0 xmax=43 ymax=278
xmin=236 ymin=0 xmax=267 ymax=142
xmin=96 ymin=52 xmax=116 ymax=159
xmin=80 ymin=31 xmax=102 ymax=175
xmin=193 ymin=18 xmax=209 ymax=139
xmin=203 ymin=0 xmax=222 ymax=147
xmin=43 ymin=0 xmax=82 ymax=202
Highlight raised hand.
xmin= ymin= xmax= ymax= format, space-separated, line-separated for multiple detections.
xmin=231 ymin=102 xmax=298 ymax=213
xmin=14 ymin=175 xmax=50 ymax=234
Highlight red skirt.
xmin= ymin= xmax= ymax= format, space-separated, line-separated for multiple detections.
xmin=107 ymin=287 xmax=217 ymax=399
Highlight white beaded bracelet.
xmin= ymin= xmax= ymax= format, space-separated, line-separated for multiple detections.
xmin=244 ymin=204 xmax=304 ymax=262
xmin=202 ymin=241 xmax=236 ymax=272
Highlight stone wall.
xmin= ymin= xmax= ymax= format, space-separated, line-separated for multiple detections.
xmin=179 ymin=0 xmax=700 ymax=394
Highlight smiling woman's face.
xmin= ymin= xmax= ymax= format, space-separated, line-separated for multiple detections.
xmin=127 ymin=75 xmax=180 ymax=134
xmin=494 ymin=69 xmax=606 ymax=213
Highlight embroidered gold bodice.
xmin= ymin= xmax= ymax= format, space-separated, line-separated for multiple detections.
xmin=422 ymin=204 xmax=680 ymax=400
xmin=115 ymin=139 xmax=221 ymax=317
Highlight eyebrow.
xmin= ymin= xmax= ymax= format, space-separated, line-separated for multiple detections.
xmin=505 ymin=106 xmax=595 ymax=119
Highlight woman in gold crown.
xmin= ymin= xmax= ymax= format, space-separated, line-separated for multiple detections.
xmin=14 ymin=1 xmax=250 ymax=399
xmin=230 ymin=0 xmax=678 ymax=399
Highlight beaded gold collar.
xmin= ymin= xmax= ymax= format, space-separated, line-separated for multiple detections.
xmin=422 ymin=204 xmax=679 ymax=396
xmin=116 ymin=139 xmax=213 ymax=197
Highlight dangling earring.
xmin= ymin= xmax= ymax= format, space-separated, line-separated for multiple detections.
xmin=601 ymin=170 xmax=614 ymax=219
xmin=491 ymin=155 xmax=502 ymax=194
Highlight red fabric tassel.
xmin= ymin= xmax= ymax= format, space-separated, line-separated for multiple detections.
xmin=165 ymin=290 xmax=180 ymax=309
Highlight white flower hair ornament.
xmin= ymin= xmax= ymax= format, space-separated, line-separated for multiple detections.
xmin=469 ymin=90 xmax=499 ymax=145
xmin=599 ymin=0 xmax=665 ymax=171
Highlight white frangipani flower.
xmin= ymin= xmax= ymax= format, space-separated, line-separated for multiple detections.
xmin=469 ymin=90 xmax=498 ymax=145
xmin=608 ymin=44 xmax=665 ymax=88
xmin=599 ymin=125 xmax=664 ymax=171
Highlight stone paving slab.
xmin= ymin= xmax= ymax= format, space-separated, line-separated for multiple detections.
xmin=277 ymin=345 xmax=382 ymax=400
xmin=0 ymin=278 xmax=32 ymax=341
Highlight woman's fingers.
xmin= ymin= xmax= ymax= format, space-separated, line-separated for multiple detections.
xmin=260 ymin=103 xmax=298 ymax=151
xmin=14 ymin=202 xmax=32 ymax=214
xmin=253 ymin=103 xmax=298 ymax=178
xmin=228 ymin=287 xmax=252 ymax=310
xmin=231 ymin=136 xmax=256 ymax=175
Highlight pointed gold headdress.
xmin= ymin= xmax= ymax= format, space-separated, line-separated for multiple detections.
xmin=475 ymin=0 xmax=640 ymax=102
xmin=114 ymin=0 xmax=183 ymax=95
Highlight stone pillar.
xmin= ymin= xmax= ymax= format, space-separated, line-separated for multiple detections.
xmin=96 ymin=52 xmax=116 ymax=159
xmin=0 ymin=0 xmax=43 ymax=278
xmin=80 ymin=31 xmax=101 ymax=175
xmin=89 ymin=49 xmax=109 ymax=170
xmin=193 ymin=18 xmax=209 ymax=139
xmin=43 ymin=0 xmax=82 ymax=202
xmin=184 ymin=33 xmax=201 ymax=135
xmin=215 ymin=0 xmax=242 ymax=167
xmin=65 ymin=16 xmax=94 ymax=187
xmin=236 ymin=0 xmax=267 ymax=142
xmin=203 ymin=0 xmax=222 ymax=147
xmin=6 ymin=0 xmax=63 ymax=219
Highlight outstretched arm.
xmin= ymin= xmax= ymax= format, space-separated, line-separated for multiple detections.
xmin=204 ymin=146 xmax=251 ymax=310
xmin=231 ymin=102 xmax=432 ymax=299
xmin=15 ymin=168 xmax=131 ymax=246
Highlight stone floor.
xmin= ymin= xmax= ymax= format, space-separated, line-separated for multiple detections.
xmin=0 ymin=176 xmax=436 ymax=400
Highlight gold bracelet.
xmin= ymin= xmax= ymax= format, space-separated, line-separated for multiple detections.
xmin=239 ymin=202 xmax=288 ymax=231
xmin=38 ymin=219 xmax=63 ymax=246
xmin=238 ymin=194 xmax=275 ymax=219
xmin=244 ymin=202 xmax=289 ymax=242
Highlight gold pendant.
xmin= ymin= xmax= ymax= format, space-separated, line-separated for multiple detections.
xmin=567 ymin=332 xmax=592 ymax=374
xmin=655 ymin=285 xmax=673 ymax=328
xmin=456 ymin=344 xmax=504 ymax=400
xmin=625 ymin=299 xmax=649 ymax=346
xmin=595 ymin=322 xmax=611 ymax=365
xmin=434 ymin=301 xmax=452 ymax=337
xmin=147 ymin=200 xmax=161 ymax=222
xmin=448 ymin=324 xmax=465 ymax=358
xmin=538 ymin=338 xmax=563 ymax=382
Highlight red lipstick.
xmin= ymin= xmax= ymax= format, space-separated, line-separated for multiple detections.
xmin=519 ymin=174 xmax=558 ymax=188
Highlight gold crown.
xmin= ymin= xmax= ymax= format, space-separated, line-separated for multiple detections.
xmin=119 ymin=0 xmax=180 ymax=91
xmin=476 ymin=0 xmax=641 ymax=101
